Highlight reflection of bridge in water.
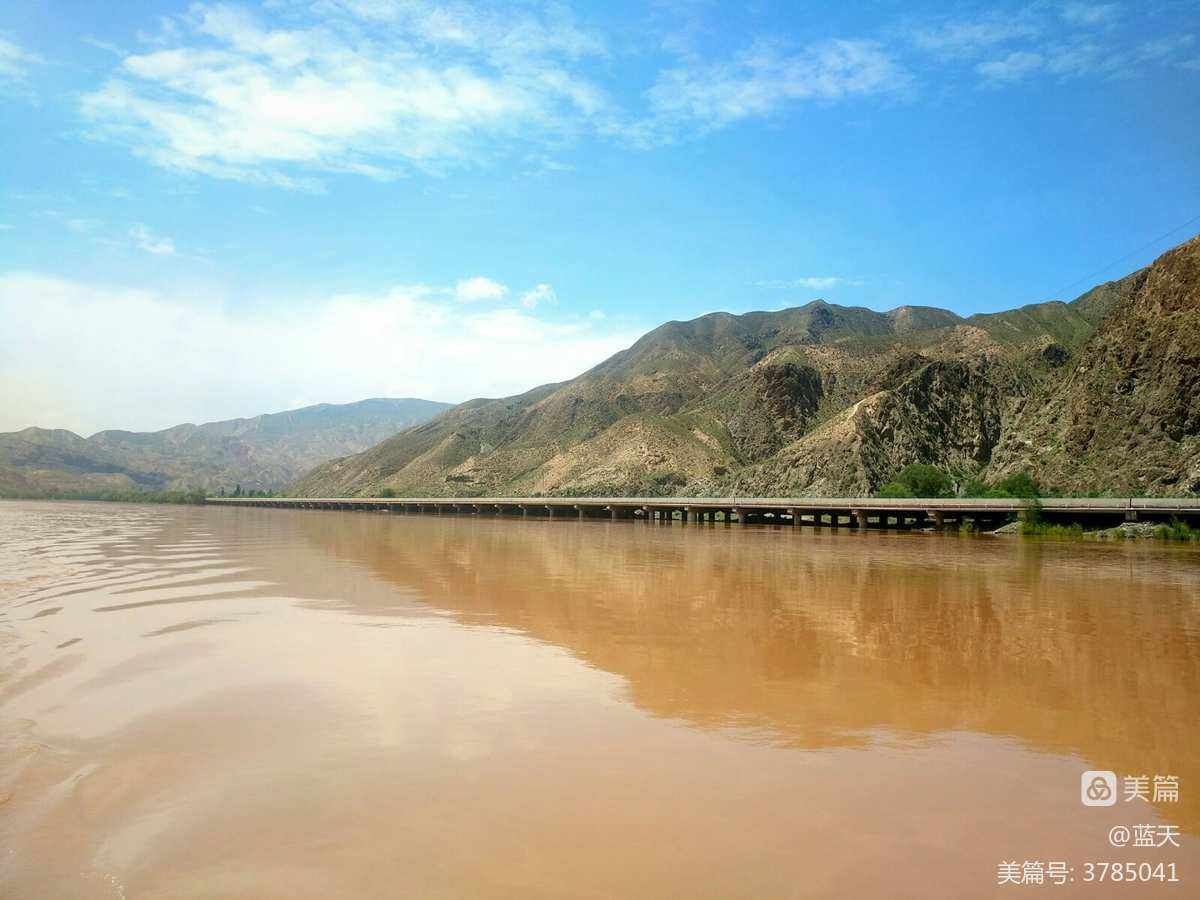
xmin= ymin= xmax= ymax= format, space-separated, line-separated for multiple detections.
xmin=208 ymin=495 xmax=1200 ymax=529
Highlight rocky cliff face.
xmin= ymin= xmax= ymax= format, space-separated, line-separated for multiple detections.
xmin=989 ymin=236 xmax=1200 ymax=495
xmin=293 ymin=237 xmax=1197 ymax=499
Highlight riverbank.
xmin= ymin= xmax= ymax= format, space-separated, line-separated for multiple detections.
xmin=0 ymin=488 xmax=207 ymax=504
xmin=991 ymin=519 xmax=1200 ymax=541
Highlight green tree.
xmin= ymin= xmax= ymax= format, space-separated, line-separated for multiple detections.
xmin=960 ymin=477 xmax=990 ymax=497
xmin=888 ymin=463 xmax=953 ymax=498
xmin=995 ymin=470 xmax=1041 ymax=499
xmin=876 ymin=481 xmax=914 ymax=498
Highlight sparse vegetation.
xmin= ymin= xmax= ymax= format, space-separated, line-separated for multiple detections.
xmin=0 ymin=488 xmax=208 ymax=504
xmin=1020 ymin=520 xmax=1086 ymax=539
xmin=1155 ymin=518 xmax=1200 ymax=541
xmin=1018 ymin=509 xmax=1200 ymax=542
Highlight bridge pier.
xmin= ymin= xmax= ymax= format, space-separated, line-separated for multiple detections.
xmin=210 ymin=497 xmax=1197 ymax=533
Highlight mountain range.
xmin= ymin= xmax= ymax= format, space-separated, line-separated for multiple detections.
xmin=293 ymin=235 xmax=1200 ymax=499
xmin=0 ymin=398 xmax=450 ymax=496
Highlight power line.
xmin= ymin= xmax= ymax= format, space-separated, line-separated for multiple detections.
xmin=1048 ymin=211 xmax=1200 ymax=300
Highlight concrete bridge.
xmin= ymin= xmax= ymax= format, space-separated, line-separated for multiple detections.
xmin=204 ymin=496 xmax=1200 ymax=530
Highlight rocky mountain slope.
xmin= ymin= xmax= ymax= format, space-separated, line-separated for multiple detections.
xmin=293 ymin=236 xmax=1198 ymax=498
xmin=0 ymin=398 xmax=450 ymax=495
xmin=988 ymin=235 xmax=1200 ymax=495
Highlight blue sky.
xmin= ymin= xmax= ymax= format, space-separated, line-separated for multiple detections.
xmin=1 ymin=0 xmax=1198 ymax=433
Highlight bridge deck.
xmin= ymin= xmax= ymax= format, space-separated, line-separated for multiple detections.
xmin=204 ymin=496 xmax=1200 ymax=527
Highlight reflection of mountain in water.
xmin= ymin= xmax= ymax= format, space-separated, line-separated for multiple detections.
xmin=265 ymin=511 xmax=1200 ymax=829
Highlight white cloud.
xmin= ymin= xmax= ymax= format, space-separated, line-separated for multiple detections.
xmin=80 ymin=1 xmax=611 ymax=186
xmin=976 ymin=51 xmax=1045 ymax=83
xmin=455 ymin=276 xmax=508 ymax=302
xmin=0 ymin=35 xmax=41 ymax=84
xmin=519 ymin=282 xmax=556 ymax=308
xmin=0 ymin=272 xmax=640 ymax=434
xmin=642 ymin=39 xmax=908 ymax=135
xmin=130 ymin=223 xmax=176 ymax=255
xmin=1060 ymin=3 xmax=1121 ymax=27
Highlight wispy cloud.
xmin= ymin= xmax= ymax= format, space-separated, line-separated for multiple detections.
xmin=754 ymin=276 xmax=860 ymax=290
xmin=0 ymin=271 xmax=638 ymax=433
xmin=1060 ymin=3 xmax=1121 ymax=28
xmin=640 ymin=39 xmax=908 ymax=137
xmin=130 ymin=223 xmax=176 ymax=255
xmin=976 ymin=50 xmax=1045 ymax=84
xmin=64 ymin=1 xmax=1200 ymax=179
xmin=520 ymin=282 xmax=556 ymax=309
xmin=80 ymin=1 xmax=611 ymax=187
xmin=66 ymin=218 xmax=103 ymax=233
xmin=0 ymin=34 xmax=42 ymax=92
xmin=1138 ymin=34 xmax=1196 ymax=63
xmin=908 ymin=17 xmax=1042 ymax=59
xmin=905 ymin=3 xmax=1193 ymax=87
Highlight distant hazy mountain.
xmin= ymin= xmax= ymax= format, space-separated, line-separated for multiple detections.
xmin=293 ymin=236 xmax=1200 ymax=499
xmin=0 ymin=398 xmax=450 ymax=495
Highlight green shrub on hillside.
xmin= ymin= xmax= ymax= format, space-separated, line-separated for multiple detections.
xmin=875 ymin=464 xmax=953 ymax=498
xmin=959 ymin=470 xmax=1043 ymax=499
xmin=994 ymin=471 xmax=1042 ymax=498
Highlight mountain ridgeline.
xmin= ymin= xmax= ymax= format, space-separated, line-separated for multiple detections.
xmin=293 ymin=236 xmax=1200 ymax=499
xmin=0 ymin=398 xmax=450 ymax=496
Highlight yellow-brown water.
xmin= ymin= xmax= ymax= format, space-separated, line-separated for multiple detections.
xmin=2 ymin=500 xmax=1199 ymax=898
